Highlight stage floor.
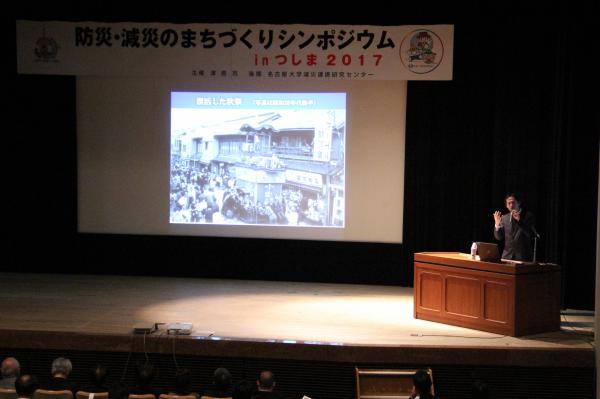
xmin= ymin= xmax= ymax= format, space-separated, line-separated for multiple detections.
xmin=0 ymin=272 xmax=594 ymax=366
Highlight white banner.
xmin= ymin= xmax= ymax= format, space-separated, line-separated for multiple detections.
xmin=17 ymin=21 xmax=453 ymax=81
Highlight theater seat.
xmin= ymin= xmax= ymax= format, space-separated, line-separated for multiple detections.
xmin=76 ymin=391 xmax=109 ymax=399
xmin=0 ymin=388 xmax=17 ymax=399
xmin=159 ymin=395 xmax=198 ymax=399
xmin=128 ymin=394 xmax=156 ymax=399
xmin=34 ymin=390 xmax=74 ymax=399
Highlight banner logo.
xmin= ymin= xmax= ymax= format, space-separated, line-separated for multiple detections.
xmin=400 ymin=29 xmax=443 ymax=74
xmin=34 ymin=36 xmax=59 ymax=62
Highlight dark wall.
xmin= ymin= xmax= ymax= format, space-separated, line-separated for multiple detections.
xmin=8 ymin=12 xmax=598 ymax=309
xmin=403 ymin=19 xmax=598 ymax=309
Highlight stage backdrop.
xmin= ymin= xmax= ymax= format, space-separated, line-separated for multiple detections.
xmin=8 ymin=16 xmax=597 ymax=309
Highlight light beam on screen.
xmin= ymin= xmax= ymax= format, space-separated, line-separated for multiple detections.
xmin=170 ymin=92 xmax=346 ymax=228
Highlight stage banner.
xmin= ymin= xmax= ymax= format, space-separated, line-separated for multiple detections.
xmin=17 ymin=21 xmax=453 ymax=81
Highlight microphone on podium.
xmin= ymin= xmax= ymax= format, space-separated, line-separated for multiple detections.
xmin=532 ymin=225 xmax=541 ymax=263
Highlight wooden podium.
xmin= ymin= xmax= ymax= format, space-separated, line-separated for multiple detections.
xmin=414 ymin=252 xmax=561 ymax=336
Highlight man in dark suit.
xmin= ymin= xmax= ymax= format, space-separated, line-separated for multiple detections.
xmin=42 ymin=357 xmax=79 ymax=394
xmin=15 ymin=375 xmax=38 ymax=399
xmin=252 ymin=371 xmax=284 ymax=399
xmin=493 ymin=193 xmax=536 ymax=261
xmin=201 ymin=368 xmax=232 ymax=398
xmin=0 ymin=357 xmax=20 ymax=389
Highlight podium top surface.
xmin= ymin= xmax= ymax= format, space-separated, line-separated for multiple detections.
xmin=414 ymin=252 xmax=560 ymax=274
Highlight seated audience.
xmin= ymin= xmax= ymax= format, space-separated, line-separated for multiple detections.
xmin=166 ymin=369 xmax=198 ymax=398
xmin=201 ymin=368 xmax=232 ymax=398
xmin=81 ymin=365 xmax=110 ymax=393
xmin=128 ymin=363 xmax=162 ymax=398
xmin=232 ymin=381 xmax=253 ymax=399
xmin=409 ymin=369 xmax=436 ymax=399
xmin=43 ymin=357 xmax=79 ymax=394
xmin=0 ymin=357 xmax=20 ymax=389
xmin=251 ymin=372 xmax=284 ymax=399
xmin=15 ymin=375 xmax=38 ymax=399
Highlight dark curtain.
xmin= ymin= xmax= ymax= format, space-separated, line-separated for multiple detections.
xmin=402 ymin=18 xmax=598 ymax=309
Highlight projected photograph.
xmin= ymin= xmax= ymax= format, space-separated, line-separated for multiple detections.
xmin=170 ymin=92 xmax=346 ymax=227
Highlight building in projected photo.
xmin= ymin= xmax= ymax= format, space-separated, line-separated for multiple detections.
xmin=170 ymin=110 xmax=345 ymax=227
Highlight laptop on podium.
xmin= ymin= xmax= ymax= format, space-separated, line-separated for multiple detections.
xmin=476 ymin=242 xmax=501 ymax=263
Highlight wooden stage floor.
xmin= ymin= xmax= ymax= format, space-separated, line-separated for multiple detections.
xmin=0 ymin=272 xmax=594 ymax=367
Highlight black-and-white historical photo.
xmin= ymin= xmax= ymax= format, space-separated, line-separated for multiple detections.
xmin=170 ymin=92 xmax=346 ymax=227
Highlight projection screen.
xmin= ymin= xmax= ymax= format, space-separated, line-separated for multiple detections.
xmin=77 ymin=77 xmax=405 ymax=243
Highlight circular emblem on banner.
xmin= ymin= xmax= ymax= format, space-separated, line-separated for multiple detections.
xmin=400 ymin=29 xmax=444 ymax=74
xmin=34 ymin=37 xmax=59 ymax=60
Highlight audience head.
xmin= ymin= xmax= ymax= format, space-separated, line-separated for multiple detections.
xmin=213 ymin=368 xmax=232 ymax=390
xmin=413 ymin=369 xmax=433 ymax=397
xmin=15 ymin=375 xmax=38 ymax=398
xmin=90 ymin=364 xmax=108 ymax=387
xmin=174 ymin=368 xmax=191 ymax=394
xmin=137 ymin=363 xmax=155 ymax=386
xmin=233 ymin=380 xmax=253 ymax=399
xmin=471 ymin=379 xmax=490 ymax=399
xmin=257 ymin=370 xmax=275 ymax=391
xmin=1 ymin=357 xmax=20 ymax=379
xmin=51 ymin=357 xmax=72 ymax=378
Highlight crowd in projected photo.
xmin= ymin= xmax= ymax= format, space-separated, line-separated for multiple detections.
xmin=170 ymin=93 xmax=346 ymax=227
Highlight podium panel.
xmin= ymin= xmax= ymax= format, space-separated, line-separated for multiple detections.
xmin=414 ymin=252 xmax=560 ymax=336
